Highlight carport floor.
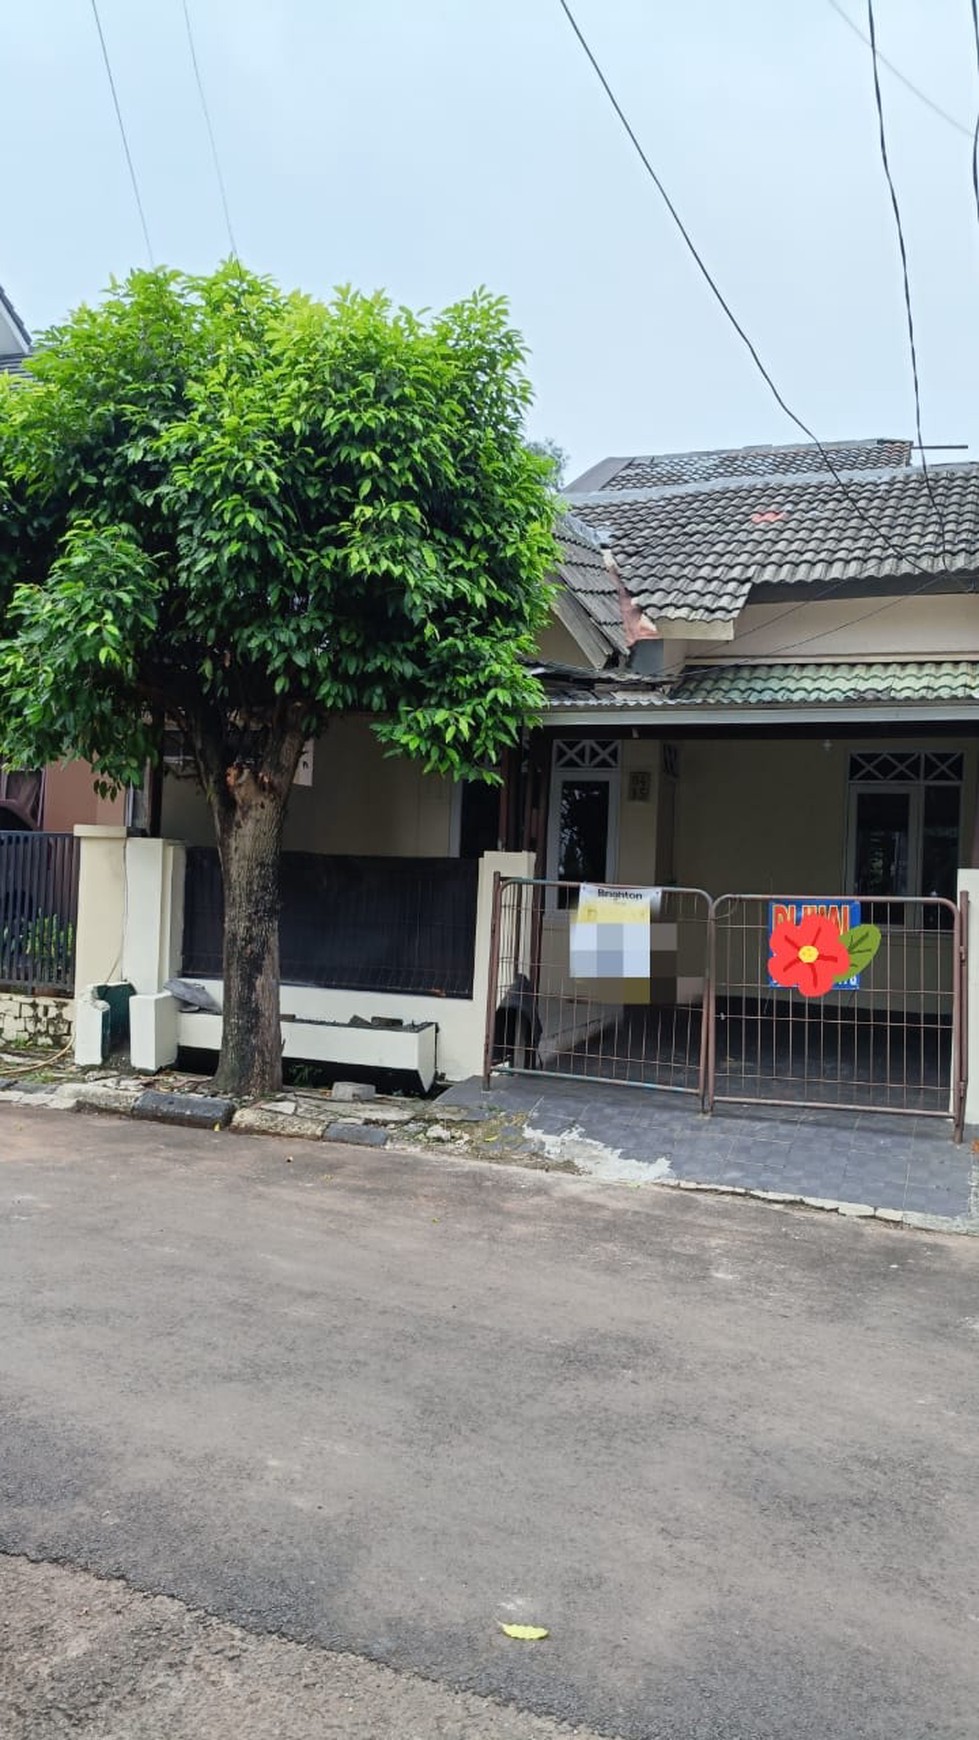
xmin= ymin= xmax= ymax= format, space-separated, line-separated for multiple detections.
xmin=439 ymin=1072 xmax=977 ymax=1226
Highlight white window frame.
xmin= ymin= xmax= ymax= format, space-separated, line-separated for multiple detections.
xmin=546 ymin=739 xmax=620 ymax=903
xmin=844 ymin=750 xmax=962 ymax=917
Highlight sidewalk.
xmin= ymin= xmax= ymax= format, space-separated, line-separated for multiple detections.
xmin=1 ymin=1047 xmax=975 ymax=1233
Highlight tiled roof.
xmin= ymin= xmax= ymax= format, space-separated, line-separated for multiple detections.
xmin=542 ymin=659 xmax=979 ymax=712
xmin=567 ymin=463 xmax=979 ymax=622
xmin=673 ymin=660 xmax=979 ymax=705
xmin=581 ymin=439 xmax=912 ymax=493
xmin=554 ymin=513 xmax=627 ymax=654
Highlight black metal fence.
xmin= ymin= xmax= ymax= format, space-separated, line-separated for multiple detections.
xmin=183 ymin=848 xmax=479 ymax=998
xmin=0 ymin=831 xmax=81 ymax=994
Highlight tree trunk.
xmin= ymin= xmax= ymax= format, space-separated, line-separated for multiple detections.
xmin=211 ymin=791 xmax=284 ymax=1096
xmin=206 ymin=728 xmax=305 ymax=1099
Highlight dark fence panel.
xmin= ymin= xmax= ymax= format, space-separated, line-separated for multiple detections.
xmin=183 ymin=848 xmax=479 ymax=998
xmin=0 ymin=831 xmax=80 ymax=994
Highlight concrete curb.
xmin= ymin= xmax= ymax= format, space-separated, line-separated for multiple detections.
xmin=652 ymin=1174 xmax=977 ymax=1235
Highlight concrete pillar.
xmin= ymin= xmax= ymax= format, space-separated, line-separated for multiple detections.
xmin=122 ymin=838 xmax=185 ymax=993
xmin=72 ymin=825 xmax=128 ymax=1067
xmin=957 ymin=870 xmax=979 ymax=1126
xmin=124 ymin=839 xmax=186 ymax=1071
xmin=73 ymin=825 xmax=128 ymax=997
xmin=468 ymin=849 xmax=536 ymax=1079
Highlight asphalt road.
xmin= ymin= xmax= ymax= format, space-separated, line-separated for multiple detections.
xmin=1 ymin=1106 xmax=978 ymax=1739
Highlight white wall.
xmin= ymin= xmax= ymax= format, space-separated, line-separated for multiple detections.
xmin=721 ymin=594 xmax=979 ymax=663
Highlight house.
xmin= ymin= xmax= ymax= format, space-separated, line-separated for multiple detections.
xmin=6 ymin=428 xmax=972 ymax=1125
xmin=534 ymin=436 xmax=979 ymax=918
xmin=110 ymin=436 xmax=965 ymax=1123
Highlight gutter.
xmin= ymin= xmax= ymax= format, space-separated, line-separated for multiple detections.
xmin=543 ymin=702 xmax=979 ymax=729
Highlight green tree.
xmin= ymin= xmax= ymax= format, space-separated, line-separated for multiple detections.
xmin=0 ymin=265 xmax=556 ymax=1096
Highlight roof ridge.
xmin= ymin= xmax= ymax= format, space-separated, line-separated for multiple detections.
xmin=567 ymin=463 xmax=945 ymax=508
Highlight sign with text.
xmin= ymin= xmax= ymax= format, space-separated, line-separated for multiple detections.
xmin=768 ymin=898 xmax=862 ymax=991
xmin=570 ymin=884 xmax=654 ymax=1001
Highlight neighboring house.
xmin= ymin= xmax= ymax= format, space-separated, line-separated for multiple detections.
xmin=0 ymin=282 xmax=31 ymax=376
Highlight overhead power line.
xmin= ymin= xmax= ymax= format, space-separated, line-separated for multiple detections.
xmin=88 ymin=0 xmax=154 ymax=266
xmin=181 ymin=0 xmax=238 ymax=259
xmin=826 ymin=0 xmax=974 ymax=140
xmin=969 ymin=0 xmax=979 ymax=231
xmin=865 ymin=0 xmax=948 ymax=568
xmin=554 ymin=0 xmax=931 ymax=580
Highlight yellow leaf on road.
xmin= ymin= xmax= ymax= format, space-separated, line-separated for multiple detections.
xmin=498 ymin=1623 xmax=549 ymax=1641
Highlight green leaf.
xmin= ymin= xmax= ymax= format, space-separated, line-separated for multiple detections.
xmin=498 ymin=1623 xmax=549 ymax=1641
xmin=835 ymin=924 xmax=882 ymax=980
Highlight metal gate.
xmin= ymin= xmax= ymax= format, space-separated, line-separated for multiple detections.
xmin=483 ymin=877 xmax=711 ymax=1097
xmin=707 ymin=892 xmax=967 ymax=1137
xmin=484 ymin=877 xmax=968 ymax=1139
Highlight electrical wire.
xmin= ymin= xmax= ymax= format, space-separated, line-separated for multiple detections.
xmin=554 ymin=0 xmax=931 ymax=580
xmin=826 ymin=0 xmax=974 ymax=140
xmin=969 ymin=0 xmax=979 ymax=231
xmin=181 ymin=0 xmax=238 ymax=258
xmin=865 ymin=0 xmax=949 ymax=569
xmin=88 ymin=0 xmax=155 ymax=266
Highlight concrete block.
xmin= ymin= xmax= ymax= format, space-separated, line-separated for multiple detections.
xmin=73 ymin=1084 xmax=139 ymax=1116
xmin=132 ymin=1090 xmax=235 ymax=1129
xmin=332 ymin=1081 xmax=377 ymax=1101
xmin=74 ymin=987 xmax=110 ymax=1068
xmin=232 ymin=1107 xmax=326 ymax=1141
xmin=324 ymin=1122 xmax=388 ymax=1148
xmin=130 ymin=992 xmax=179 ymax=1072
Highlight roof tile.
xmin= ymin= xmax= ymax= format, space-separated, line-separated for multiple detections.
xmin=567 ymin=463 xmax=979 ymax=621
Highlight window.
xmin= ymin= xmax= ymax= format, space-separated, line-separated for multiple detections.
xmin=847 ymin=751 xmax=962 ymax=926
xmin=548 ymin=740 xmax=620 ymax=905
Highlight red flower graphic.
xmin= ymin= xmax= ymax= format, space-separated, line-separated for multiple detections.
xmin=768 ymin=912 xmax=851 ymax=998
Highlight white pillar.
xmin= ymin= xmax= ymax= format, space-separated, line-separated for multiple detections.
xmin=957 ymin=870 xmax=979 ymax=1127
xmin=124 ymin=839 xmax=186 ymax=1071
xmin=465 ymin=849 xmax=536 ymax=1079
xmin=73 ymin=824 xmax=128 ymax=993
xmin=123 ymin=838 xmax=185 ymax=992
xmin=72 ymin=825 xmax=128 ymax=1067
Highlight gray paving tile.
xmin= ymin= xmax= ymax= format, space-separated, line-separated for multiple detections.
xmin=902 ymin=1184 xmax=970 ymax=1216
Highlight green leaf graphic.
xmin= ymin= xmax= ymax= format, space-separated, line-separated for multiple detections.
xmin=835 ymin=923 xmax=882 ymax=980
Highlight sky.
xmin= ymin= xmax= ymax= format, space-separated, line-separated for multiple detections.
xmin=4 ymin=0 xmax=979 ymax=481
